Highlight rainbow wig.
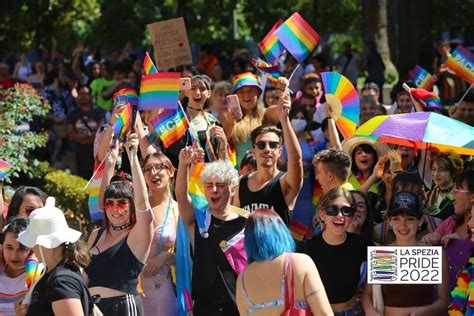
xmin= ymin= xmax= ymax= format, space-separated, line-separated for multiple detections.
xmin=244 ymin=208 xmax=295 ymax=263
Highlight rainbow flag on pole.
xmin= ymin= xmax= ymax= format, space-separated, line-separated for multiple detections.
xmin=258 ymin=19 xmax=285 ymax=64
xmin=150 ymin=108 xmax=189 ymax=148
xmin=410 ymin=88 xmax=442 ymax=109
xmin=251 ymin=57 xmax=280 ymax=83
xmin=88 ymin=161 xmax=105 ymax=222
xmin=409 ymin=65 xmax=437 ymax=90
xmin=0 ymin=159 xmax=12 ymax=180
xmin=139 ymin=72 xmax=181 ymax=110
xmin=113 ymin=88 xmax=139 ymax=106
xmin=275 ymin=12 xmax=320 ymax=64
xmin=143 ymin=51 xmax=158 ymax=75
xmin=445 ymin=45 xmax=474 ymax=84
xmin=112 ymin=103 xmax=132 ymax=141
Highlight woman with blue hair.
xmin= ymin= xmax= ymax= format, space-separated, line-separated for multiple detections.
xmin=236 ymin=208 xmax=332 ymax=315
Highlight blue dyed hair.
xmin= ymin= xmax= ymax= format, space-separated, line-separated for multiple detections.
xmin=244 ymin=208 xmax=295 ymax=263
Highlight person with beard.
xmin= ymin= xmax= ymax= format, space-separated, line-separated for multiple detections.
xmin=176 ymin=150 xmax=247 ymax=316
xmin=232 ymin=89 xmax=303 ymax=227
xmin=66 ymin=85 xmax=104 ymax=179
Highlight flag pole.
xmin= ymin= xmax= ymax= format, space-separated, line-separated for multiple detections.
xmin=456 ymin=83 xmax=474 ymax=106
xmin=179 ymin=101 xmax=199 ymax=142
xmin=82 ymin=153 xmax=108 ymax=191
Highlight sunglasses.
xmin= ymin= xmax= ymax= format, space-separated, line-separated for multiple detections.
xmin=104 ymin=199 xmax=129 ymax=212
xmin=254 ymin=141 xmax=280 ymax=150
xmin=324 ymin=205 xmax=356 ymax=217
xmin=143 ymin=163 xmax=166 ymax=174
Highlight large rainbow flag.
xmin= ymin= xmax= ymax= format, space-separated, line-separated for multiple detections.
xmin=143 ymin=51 xmax=158 ymax=75
xmin=409 ymin=65 xmax=436 ymax=90
xmin=274 ymin=12 xmax=320 ymax=64
xmin=139 ymin=72 xmax=181 ymax=110
xmin=445 ymin=45 xmax=474 ymax=84
xmin=112 ymin=103 xmax=132 ymax=141
xmin=258 ymin=19 xmax=285 ymax=64
xmin=150 ymin=108 xmax=189 ymax=148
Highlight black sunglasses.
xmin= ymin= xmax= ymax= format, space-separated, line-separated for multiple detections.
xmin=254 ymin=141 xmax=280 ymax=150
xmin=324 ymin=205 xmax=356 ymax=217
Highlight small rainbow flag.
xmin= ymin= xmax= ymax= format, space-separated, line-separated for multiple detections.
xmin=274 ymin=12 xmax=320 ymax=64
xmin=410 ymin=88 xmax=442 ymax=109
xmin=445 ymin=45 xmax=474 ymax=84
xmin=113 ymin=88 xmax=138 ymax=106
xmin=150 ymin=108 xmax=189 ymax=148
xmin=139 ymin=72 xmax=181 ymax=110
xmin=188 ymin=162 xmax=210 ymax=237
xmin=0 ymin=159 xmax=12 ymax=180
xmin=88 ymin=161 xmax=105 ymax=222
xmin=143 ymin=51 xmax=158 ymax=75
xmin=409 ymin=65 xmax=437 ymax=90
xmin=112 ymin=103 xmax=132 ymax=141
xmin=251 ymin=57 xmax=280 ymax=83
xmin=258 ymin=19 xmax=285 ymax=64
xmin=25 ymin=258 xmax=43 ymax=289
xmin=227 ymin=143 xmax=237 ymax=167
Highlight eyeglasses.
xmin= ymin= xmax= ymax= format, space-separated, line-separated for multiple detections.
xmin=254 ymin=141 xmax=280 ymax=150
xmin=453 ymin=187 xmax=471 ymax=194
xmin=324 ymin=205 xmax=356 ymax=217
xmin=104 ymin=199 xmax=129 ymax=212
xmin=143 ymin=163 xmax=166 ymax=174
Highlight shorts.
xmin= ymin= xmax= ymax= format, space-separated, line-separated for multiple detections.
xmin=96 ymin=294 xmax=144 ymax=316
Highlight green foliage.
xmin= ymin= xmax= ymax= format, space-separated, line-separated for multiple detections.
xmin=44 ymin=170 xmax=90 ymax=230
xmin=0 ymin=84 xmax=50 ymax=183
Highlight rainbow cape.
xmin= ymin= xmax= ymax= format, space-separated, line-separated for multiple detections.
xmin=445 ymin=45 xmax=474 ymax=84
xmin=112 ymin=103 xmax=132 ymax=141
xmin=139 ymin=72 xmax=181 ymax=110
xmin=410 ymin=88 xmax=442 ymax=109
xmin=251 ymin=57 xmax=280 ymax=83
xmin=143 ymin=51 xmax=158 ymax=75
xmin=409 ymin=65 xmax=436 ymax=90
xmin=150 ymin=108 xmax=189 ymax=148
xmin=274 ymin=12 xmax=320 ymax=64
xmin=88 ymin=161 xmax=105 ymax=222
xmin=113 ymin=88 xmax=138 ymax=106
xmin=258 ymin=19 xmax=285 ymax=64
xmin=0 ymin=159 xmax=12 ymax=180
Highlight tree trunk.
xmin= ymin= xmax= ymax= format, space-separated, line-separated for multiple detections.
xmin=363 ymin=0 xmax=399 ymax=84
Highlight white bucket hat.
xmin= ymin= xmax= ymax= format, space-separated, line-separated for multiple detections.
xmin=17 ymin=197 xmax=81 ymax=249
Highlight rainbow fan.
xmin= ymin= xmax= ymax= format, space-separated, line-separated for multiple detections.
xmin=320 ymin=72 xmax=360 ymax=139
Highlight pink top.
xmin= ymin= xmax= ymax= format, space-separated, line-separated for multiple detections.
xmin=148 ymin=204 xmax=177 ymax=258
xmin=435 ymin=216 xmax=457 ymax=236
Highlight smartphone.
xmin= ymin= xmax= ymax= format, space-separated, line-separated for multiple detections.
xmin=180 ymin=78 xmax=191 ymax=91
xmin=226 ymin=94 xmax=243 ymax=120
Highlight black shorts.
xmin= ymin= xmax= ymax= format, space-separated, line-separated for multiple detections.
xmin=96 ymin=294 xmax=144 ymax=316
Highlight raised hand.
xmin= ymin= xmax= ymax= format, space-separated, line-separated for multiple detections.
xmin=277 ymin=90 xmax=291 ymax=122
xmin=209 ymin=124 xmax=227 ymax=147
xmin=125 ymin=132 xmax=139 ymax=157
xmin=373 ymin=155 xmax=389 ymax=179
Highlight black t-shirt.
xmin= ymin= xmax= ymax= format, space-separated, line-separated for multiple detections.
xmin=192 ymin=215 xmax=246 ymax=309
xmin=66 ymin=107 xmax=104 ymax=140
xmin=27 ymin=263 xmax=89 ymax=316
xmin=298 ymin=232 xmax=367 ymax=304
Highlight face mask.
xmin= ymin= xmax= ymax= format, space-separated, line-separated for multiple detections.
xmin=290 ymin=119 xmax=307 ymax=133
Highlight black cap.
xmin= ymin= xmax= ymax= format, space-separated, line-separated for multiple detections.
xmin=387 ymin=191 xmax=422 ymax=218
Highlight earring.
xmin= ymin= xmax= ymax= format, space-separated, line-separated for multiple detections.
xmin=418 ymin=225 xmax=422 ymax=231
xmin=388 ymin=225 xmax=393 ymax=231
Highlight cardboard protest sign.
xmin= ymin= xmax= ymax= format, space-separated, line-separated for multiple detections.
xmin=147 ymin=17 xmax=193 ymax=70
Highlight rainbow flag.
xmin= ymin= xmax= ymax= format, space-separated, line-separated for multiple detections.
xmin=274 ymin=12 xmax=320 ymax=64
xmin=188 ymin=162 xmax=209 ymax=236
xmin=251 ymin=57 xmax=280 ymax=83
xmin=290 ymin=220 xmax=309 ymax=241
xmin=227 ymin=143 xmax=237 ymax=167
xmin=258 ymin=19 xmax=285 ymax=64
xmin=88 ymin=161 xmax=105 ymax=222
xmin=143 ymin=51 xmax=158 ymax=75
xmin=410 ymin=88 xmax=442 ymax=109
xmin=445 ymin=45 xmax=474 ymax=84
xmin=150 ymin=108 xmax=189 ymax=148
xmin=112 ymin=103 xmax=132 ymax=141
xmin=25 ymin=258 xmax=43 ymax=289
xmin=139 ymin=72 xmax=181 ymax=110
xmin=113 ymin=88 xmax=138 ymax=106
xmin=0 ymin=159 xmax=12 ymax=180
xmin=409 ymin=65 xmax=437 ymax=90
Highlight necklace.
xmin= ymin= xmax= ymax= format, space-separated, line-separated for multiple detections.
xmin=439 ymin=186 xmax=453 ymax=194
xmin=157 ymin=199 xmax=172 ymax=254
xmin=111 ymin=220 xmax=132 ymax=231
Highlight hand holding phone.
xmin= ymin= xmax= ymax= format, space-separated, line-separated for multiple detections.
xmin=180 ymin=78 xmax=191 ymax=91
xmin=226 ymin=94 xmax=243 ymax=120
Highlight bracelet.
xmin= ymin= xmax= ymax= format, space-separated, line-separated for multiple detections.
xmin=135 ymin=207 xmax=153 ymax=213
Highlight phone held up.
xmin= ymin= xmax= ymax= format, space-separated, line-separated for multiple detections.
xmin=226 ymin=94 xmax=243 ymax=120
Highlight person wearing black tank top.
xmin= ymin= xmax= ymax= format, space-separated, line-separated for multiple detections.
xmin=176 ymin=145 xmax=247 ymax=316
xmin=84 ymin=132 xmax=154 ymax=316
xmin=233 ymin=83 xmax=303 ymax=227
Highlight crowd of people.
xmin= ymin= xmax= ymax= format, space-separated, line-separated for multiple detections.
xmin=0 ymin=35 xmax=474 ymax=316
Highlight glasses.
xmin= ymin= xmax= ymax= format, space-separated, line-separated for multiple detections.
xmin=254 ymin=141 xmax=280 ymax=150
xmin=324 ymin=205 xmax=356 ymax=217
xmin=453 ymin=187 xmax=471 ymax=194
xmin=104 ymin=199 xmax=129 ymax=212
xmin=143 ymin=163 xmax=166 ymax=174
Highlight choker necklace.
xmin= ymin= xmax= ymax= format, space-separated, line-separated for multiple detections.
xmin=111 ymin=221 xmax=132 ymax=231
xmin=439 ymin=186 xmax=453 ymax=194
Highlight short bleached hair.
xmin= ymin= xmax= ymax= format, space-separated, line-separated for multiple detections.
xmin=201 ymin=160 xmax=238 ymax=187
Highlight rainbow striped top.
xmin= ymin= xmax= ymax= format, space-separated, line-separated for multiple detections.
xmin=0 ymin=270 xmax=28 ymax=314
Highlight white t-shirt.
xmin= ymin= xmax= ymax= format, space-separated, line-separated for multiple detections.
xmin=0 ymin=271 xmax=27 ymax=315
